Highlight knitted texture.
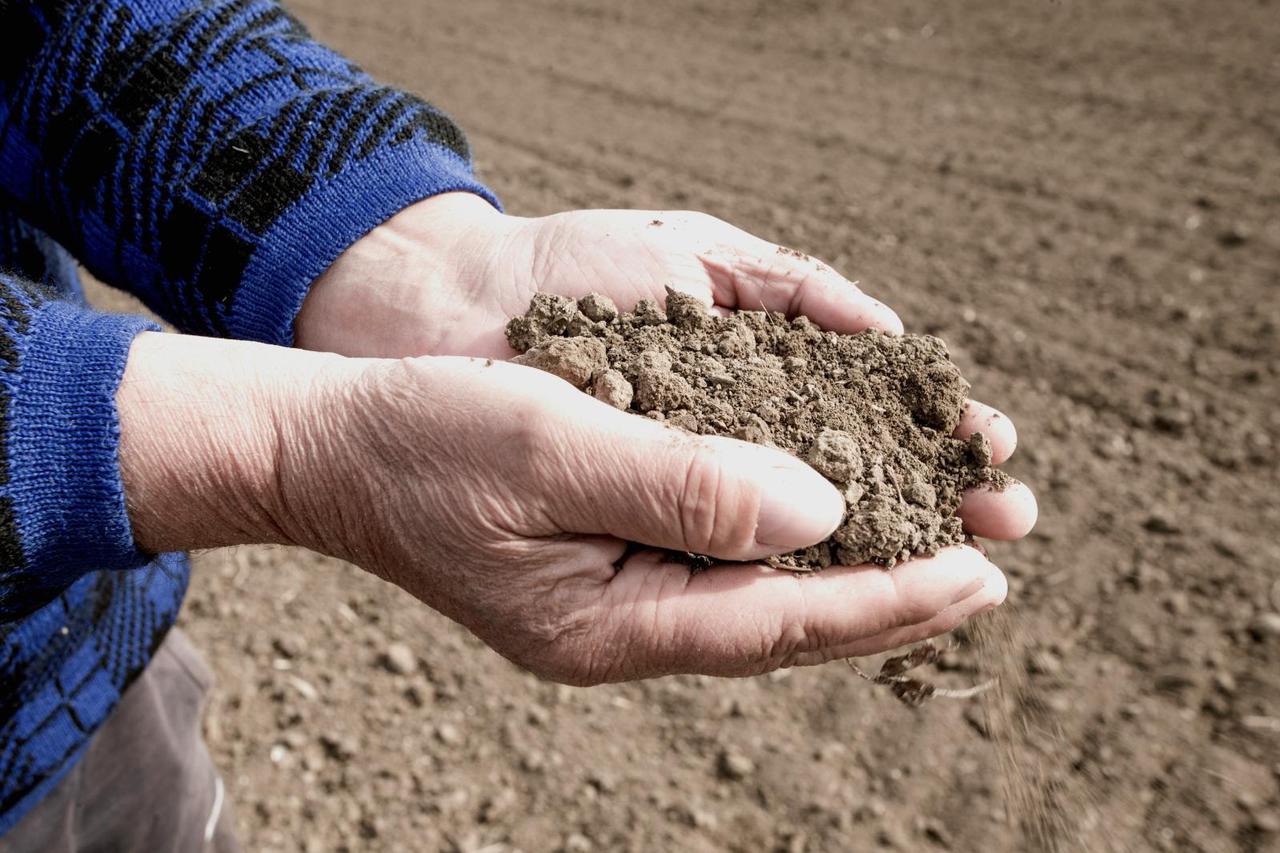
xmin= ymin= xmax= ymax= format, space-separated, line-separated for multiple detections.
xmin=0 ymin=294 xmax=159 ymax=619
xmin=0 ymin=0 xmax=498 ymax=344
xmin=0 ymin=242 xmax=188 ymax=834
xmin=0 ymin=0 xmax=498 ymax=835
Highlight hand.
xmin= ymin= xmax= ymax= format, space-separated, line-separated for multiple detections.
xmin=296 ymin=192 xmax=905 ymax=360
xmin=117 ymin=334 xmax=1015 ymax=683
xmin=280 ymin=354 xmax=1015 ymax=684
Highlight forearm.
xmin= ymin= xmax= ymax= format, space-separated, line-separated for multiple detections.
xmin=115 ymin=331 xmax=361 ymax=553
xmin=2 ymin=0 xmax=495 ymax=342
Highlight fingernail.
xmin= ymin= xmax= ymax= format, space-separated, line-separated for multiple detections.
xmin=868 ymin=299 xmax=905 ymax=335
xmin=755 ymin=462 xmax=844 ymax=550
xmin=850 ymin=283 xmax=904 ymax=335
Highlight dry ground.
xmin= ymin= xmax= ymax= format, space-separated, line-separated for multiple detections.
xmin=94 ymin=1 xmax=1280 ymax=850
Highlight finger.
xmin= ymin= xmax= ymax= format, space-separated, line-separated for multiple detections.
xmin=536 ymin=379 xmax=845 ymax=562
xmin=694 ymin=224 xmax=904 ymax=335
xmin=590 ymin=545 xmax=1003 ymax=680
xmin=785 ymin=574 xmax=1008 ymax=667
xmin=958 ymin=481 xmax=1038 ymax=540
xmin=953 ymin=400 xmax=1017 ymax=465
xmin=952 ymin=400 xmax=1034 ymax=538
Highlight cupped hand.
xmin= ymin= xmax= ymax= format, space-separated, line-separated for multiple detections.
xmin=296 ymin=192 xmax=901 ymax=360
xmin=284 ymin=356 xmax=1013 ymax=684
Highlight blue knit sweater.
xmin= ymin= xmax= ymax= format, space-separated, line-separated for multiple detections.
xmin=0 ymin=0 xmax=495 ymax=834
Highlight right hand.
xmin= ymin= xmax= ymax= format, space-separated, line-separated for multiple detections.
xmin=118 ymin=334 xmax=1021 ymax=685
xmin=273 ymin=355 xmax=1013 ymax=685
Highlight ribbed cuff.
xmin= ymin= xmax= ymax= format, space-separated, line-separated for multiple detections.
xmin=231 ymin=141 xmax=501 ymax=346
xmin=6 ymin=303 xmax=158 ymax=602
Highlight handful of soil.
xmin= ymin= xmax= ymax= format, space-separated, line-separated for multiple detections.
xmin=506 ymin=288 xmax=1008 ymax=571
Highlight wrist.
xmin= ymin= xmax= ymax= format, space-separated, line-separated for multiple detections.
xmin=294 ymin=191 xmax=509 ymax=357
xmin=116 ymin=332 xmax=358 ymax=553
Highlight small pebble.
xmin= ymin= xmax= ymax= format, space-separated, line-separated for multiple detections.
xmin=1142 ymin=511 xmax=1180 ymax=535
xmin=564 ymin=832 xmax=594 ymax=853
xmin=382 ymin=643 xmax=417 ymax=675
xmin=717 ymin=749 xmax=755 ymax=780
xmin=319 ymin=733 xmax=357 ymax=761
xmin=479 ymin=787 xmax=517 ymax=823
xmin=1218 ymin=224 xmax=1250 ymax=247
xmin=1252 ymin=812 xmax=1280 ymax=834
xmin=272 ymin=634 xmax=303 ymax=659
xmin=1247 ymin=613 xmax=1280 ymax=640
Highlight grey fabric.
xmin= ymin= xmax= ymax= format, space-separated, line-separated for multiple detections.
xmin=0 ymin=629 xmax=240 ymax=853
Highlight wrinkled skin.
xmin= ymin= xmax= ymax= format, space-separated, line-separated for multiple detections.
xmin=284 ymin=192 xmax=1037 ymax=685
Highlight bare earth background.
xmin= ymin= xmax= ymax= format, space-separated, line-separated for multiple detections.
xmin=89 ymin=1 xmax=1280 ymax=850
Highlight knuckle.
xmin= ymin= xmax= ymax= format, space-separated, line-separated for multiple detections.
xmin=672 ymin=210 xmax=726 ymax=236
xmin=760 ymin=581 xmax=827 ymax=666
xmin=498 ymin=390 xmax=569 ymax=480
xmin=505 ymin=399 xmax=551 ymax=457
xmin=678 ymin=444 xmax=755 ymax=555
xmin=888 ymin=568 xmax=939 ymax=629
xmin=677 ymin=446 xmax=719 ymax=552
xmin=771 ymin=620 xmax=813 ymax=667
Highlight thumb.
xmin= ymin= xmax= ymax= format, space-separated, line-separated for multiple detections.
xmin=541 ymin=393 xmax=844 ymax=562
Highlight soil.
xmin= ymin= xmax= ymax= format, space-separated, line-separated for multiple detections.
xmin=86 ymin=1 xmax=1280 ymax=850
xmin=507 ymin=289 xmax=1007 ymax=569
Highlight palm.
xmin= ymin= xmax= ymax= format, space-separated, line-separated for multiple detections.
xmin=427 ymin=208 xmax=903 ymax=359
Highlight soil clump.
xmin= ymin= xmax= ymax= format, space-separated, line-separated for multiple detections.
xmin=508 ymin=288 xmax=1009 ymax=570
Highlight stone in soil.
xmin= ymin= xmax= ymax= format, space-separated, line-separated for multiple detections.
xmin=506 ymin=289 xmax=1009 ymax=569
xmin=716 ymin=749 xmax=755 ymax=781
xmin=382 ymin=643 xmax=417 ymax=675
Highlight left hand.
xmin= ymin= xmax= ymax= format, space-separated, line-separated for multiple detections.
xmin=295 ymin=192 xmax=904 ymax=359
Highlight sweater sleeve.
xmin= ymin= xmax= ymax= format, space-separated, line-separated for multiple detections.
xmin=0 ymin=0 xmax=498 ymax=345
xmin=0 ymin=273 xmax=156 ymax=621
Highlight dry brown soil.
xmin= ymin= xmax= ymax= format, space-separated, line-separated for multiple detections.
xmin=91 ymin=1 xmax=1280 ymax=850
xmin=508 ymin=290 xmax=1006 ymax=570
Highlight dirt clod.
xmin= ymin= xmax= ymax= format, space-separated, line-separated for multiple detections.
xmin=806 ymin=428 xmax=863 ymax=483
xmin=578 ymin=292 xmax=619 ymax=323
xmin=507 ymin=288 xmax=1008 ymax=569
xmin=511 ymin=336 xmax=608 ymax=390
xmin=592 ymin=369 xmax=634 ymax=410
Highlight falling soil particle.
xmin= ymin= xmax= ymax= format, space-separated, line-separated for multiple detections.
xmin=507 ymin=288 xmax=1009 ymax=570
